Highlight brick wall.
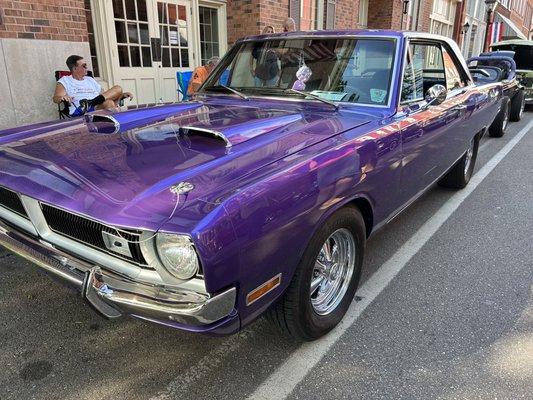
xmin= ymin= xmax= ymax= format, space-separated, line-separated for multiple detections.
xmin=418 ymin=0 xmax=433 ymax=32
xmin=227 ymin=0 xmax=291 ymax=44
xmin=0 ymin=0 xmax=88 ymax=42
xmin=261 ymin=0 xmax=290 ymax=34
xmin=335 ymin=0 xmax=359 ymax=29
xmin=366 ymin=0 xmax=434 ymax=31
xmin=508 ymin=0 xmax=533 ymax=38
xmin=227 ymin=0 xmax=261 ymax=44
xmin=367 ymin=0 xmax=403 ymax=30
xmin=228 ymin=0 xmax=366 ymax=43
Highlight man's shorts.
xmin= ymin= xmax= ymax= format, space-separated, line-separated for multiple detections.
xmin=70 ymin=104 xmax=95 ymax=117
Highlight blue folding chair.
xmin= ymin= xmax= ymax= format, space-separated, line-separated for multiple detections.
xmin=220 ymin=69 xmax=230 ymax=86
xmin=177 ymin=71 xmax=193 ymax=101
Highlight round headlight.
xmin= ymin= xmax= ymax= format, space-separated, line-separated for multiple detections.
xmin=156 ymin=234 xmax=199 ymax=280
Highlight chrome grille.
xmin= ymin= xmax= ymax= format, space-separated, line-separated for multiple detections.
xmin=519 ymin=76 xmax=533 ymax=87
xmin=40 ymin=204 xmax=147 ymax=266
xmin=0 ymin=186 xmax=28 ymax=218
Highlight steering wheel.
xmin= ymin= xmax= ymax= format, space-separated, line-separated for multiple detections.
xmin=343 ymin=85 xmax=363 ymax=102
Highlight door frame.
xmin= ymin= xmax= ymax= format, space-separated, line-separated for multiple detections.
xmin=89 ymin=0 xmax=227 ymax=93
xmin=196 ymin=0 xmax=228 ymax=64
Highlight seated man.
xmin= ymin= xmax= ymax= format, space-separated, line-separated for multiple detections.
xmin=187 ymin=56 xmax=220 ymax=96
xmin=53 ymin=55 xmax=133 ymax=116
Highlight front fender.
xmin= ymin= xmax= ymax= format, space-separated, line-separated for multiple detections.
xmin=219 ymin=137 xmax=365 ymax=326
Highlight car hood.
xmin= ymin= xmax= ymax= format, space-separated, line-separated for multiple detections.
xmin=0 ymin=100 xmax=375 ymax=232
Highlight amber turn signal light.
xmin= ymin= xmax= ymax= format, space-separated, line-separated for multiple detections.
xmin=246 ymin=274 xmax=281 ymax=306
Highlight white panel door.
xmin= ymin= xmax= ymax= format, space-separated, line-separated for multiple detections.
xmin=105 ymin=0 xmax=195 ymax=106
xmin=107 ymin=0 xmax=160 ymax=106
xmin=155 ymin=0 xmax=195 ymax=102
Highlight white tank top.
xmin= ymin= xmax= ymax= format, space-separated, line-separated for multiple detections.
xmin=58 ymin=75 xmax=102 ymax=114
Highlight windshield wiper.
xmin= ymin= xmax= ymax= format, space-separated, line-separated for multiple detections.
xmin=284 ymin=88 xmax=339 ymax=110
xmin=208 ymin=84 xmax=250 ymax=101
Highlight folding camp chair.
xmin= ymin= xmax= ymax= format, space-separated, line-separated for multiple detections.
xmin=177 ymin=71 xmax=193 ymax=101
xmin=54 ymin=70 xmax=94 ymax=119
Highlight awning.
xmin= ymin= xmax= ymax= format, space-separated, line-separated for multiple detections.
xmin=494 ymin=13 xmax=527 ymax=40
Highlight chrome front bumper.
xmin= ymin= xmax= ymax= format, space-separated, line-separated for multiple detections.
xmin=0 ymin=220 xmax=236 ymax=327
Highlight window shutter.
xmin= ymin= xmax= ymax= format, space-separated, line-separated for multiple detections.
xmin=326 ymin=0 xmax=336 ymax=29
xmin=289 ymin=0 xmax=301 ymax=30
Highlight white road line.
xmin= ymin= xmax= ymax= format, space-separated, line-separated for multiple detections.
xmin=248 ymin=119 xmax=533 ymax=400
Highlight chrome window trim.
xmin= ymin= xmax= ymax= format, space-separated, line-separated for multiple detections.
xmin=397 ymin=33 xmax=478 ymax=109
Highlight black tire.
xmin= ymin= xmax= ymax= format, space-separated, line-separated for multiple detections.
xmin=489 ymin=97 xmax=510 ymax=138
xmin=438 ymin=135 xmax=479 ymax=189
xmin=268 ymin=207 xmax=365 ymax=341
xmin=509 ymin=90 xmax=525 ymax=122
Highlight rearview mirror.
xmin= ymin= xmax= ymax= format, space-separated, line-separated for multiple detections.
xmin=425 ymin=84 xmax=447 ymax=107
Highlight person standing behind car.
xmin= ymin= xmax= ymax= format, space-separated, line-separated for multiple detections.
xmin=254 ymin=48 xmax=280 ymax=87
xmin=251 ymin=26 xmax=279 ymax=87
xmin=283 ymin=17 xmax=296 ymax=32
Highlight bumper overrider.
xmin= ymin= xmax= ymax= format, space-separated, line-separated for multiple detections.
xmin=0 ymin=219 xmax=237 ymax=330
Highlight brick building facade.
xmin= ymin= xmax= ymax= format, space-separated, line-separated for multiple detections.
xmin=0 ymin=0 xmax=532 ymax=130
xmin=0 ymin=0 xmax=88 ymax=42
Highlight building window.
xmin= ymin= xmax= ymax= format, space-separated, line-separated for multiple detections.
xmin=499 ymin=0 xmax=510 ymax=9
xmin=290 ymin=0 xmax=320 ymax=30
xmin=325 ymin=0 xmax=335 ymax=29
xmin=300 ymin=0 xmax=318 ymax=30
xmin=358 ymin=0 xmax=368 ymax=28
xmin=476 ymin=1 xmax=486 ymax=20
xmin=525 ymin=5 xmax=532 ymax=29
xmin=406 ymin=0 xmax=421 ymax=30
xmin=158 ymin=2 xmax=190 ymax=68
xmin=463 ymin=1 xmax=487 ymax=58
xmin=113 ymin=0 xmax=152 ymax=68
xmin=199 ymin=6 xmax=220 ymax=65
xmin=85 ymin=0 xmax=99 ymax=77
xmin=430 ymin=0 xmax=456 ymax=38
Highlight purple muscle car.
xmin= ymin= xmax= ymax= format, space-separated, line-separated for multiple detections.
xmin=0 ymin=31 xmax=502 ymax=340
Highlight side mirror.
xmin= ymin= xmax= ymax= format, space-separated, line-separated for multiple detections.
xmin=424 ymin=84 xmax=447 ymax=107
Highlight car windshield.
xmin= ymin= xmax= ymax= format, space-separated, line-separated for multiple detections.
xmin=202 ymin=37 xmax=397 ymax=106
xmin=493 ymin=44 xmax=533 ymax=70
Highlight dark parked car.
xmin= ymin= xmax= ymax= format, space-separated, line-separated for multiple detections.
xmin=491 ymin=39 xmax=533 ymax=107
xmin=468 ymin=51 xmax=525 ymax=137
xmin=0 ymin=31 xmax=502 ymax=340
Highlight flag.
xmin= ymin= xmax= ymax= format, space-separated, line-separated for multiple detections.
xmin=490 ymin=21 xmax=504 ymax=45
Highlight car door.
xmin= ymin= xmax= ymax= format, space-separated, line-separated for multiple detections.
xmin=398 ymin=40 xmax=470 ymax=204
xmin=439 ymin=43 xmax=477 ymax=167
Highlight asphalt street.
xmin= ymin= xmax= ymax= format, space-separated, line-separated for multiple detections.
xmin=0 ymin=114 xmax=532 ymax=400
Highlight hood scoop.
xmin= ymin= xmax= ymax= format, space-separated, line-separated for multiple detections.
xmin=85 ymin=114 xmax=230 ymax=147
xmin=86 ymin=114 xmax=120 ymax=134
xmin=180 ymin=126 xmax=231 ymax=148
xmin=85 ymin=103 xmax=203 ymax=134
xmin=84 ymin=103 xmax=305 ymax=148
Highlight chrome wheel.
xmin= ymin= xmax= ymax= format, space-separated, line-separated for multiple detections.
xmin=502 ymin=109 xmax=509 ymax=131
xmin=464 ymin=138 xmax=475 ymax=177
xmin=310 ymin=228 xmax=356 ymax=315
